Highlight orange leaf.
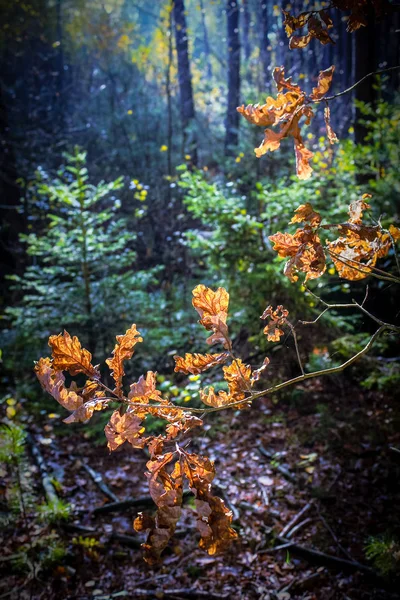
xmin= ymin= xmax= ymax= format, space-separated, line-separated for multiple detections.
xmin=290 ymin=203 xmax=322 ymax=227
xmin=192 ymin=285 xmax=231 ymax=350
xmin=324 ymin=106 xmax=338 ymax=144
xmin=48 ymin=331 xmax=98 ymax=377
xmin=261 ymin=305 xmax=289 ymax=342
xmin=106 ymin=325 xmax=143 ymax=394
xmin=174 ymin=352 xmax=229 ymax=375
xmin=182 ymin=453 xmax=237 ymax=555
xmin=105 ymin=409 xmax=145 ymax=451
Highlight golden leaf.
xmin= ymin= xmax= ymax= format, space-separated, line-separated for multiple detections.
xmin=128 ymin=371 xmax=161 ymax=402
xmin=174 ymin=352 xmax=229 ymax=375
xmin=182 ymin=453 xmax=237 ymax=555
xmin=48 ymin=331 xmax=98 ymax=377
xmin=192 ymin=285 xmax=231 ymax=350
xmin=261 ymin=306 xmax=289 ymax=342
xmin=105 ymin=409 xmax=145 ymax=451
xmin=106 ymin=324 xmax=143 ymax=394
xmin=290 ymin=203 xmax=322 ymax=227
xmin=134 ymin=454 xmax=183 ymax=564
xmin=270 ymin=227 xmax=326 ymax=282
xmin=324 ymin=106 xmax=338 ymax=144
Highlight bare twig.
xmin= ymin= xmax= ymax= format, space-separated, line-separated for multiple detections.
xmin=310 ymin=65 xmax=400 ymax=103
xmin=281 ymin=502 xmax=314 ymax=537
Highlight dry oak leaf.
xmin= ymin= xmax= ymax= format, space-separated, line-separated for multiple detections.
xmin=261 ymin=305 xmax=289 ymax=342
xmin=105 ymin=409 xmax=145 ymax=451
xmin=222 ymin=359 xmax=252 ymax=399
xmin=270 ymin=226 xmax=326 ymax=282
xmin=173 ymin=352 xmax=229 ymax=375
xmin=348 ymin=193 xmax=371 ymax=224
xmin=128 ymin=371 xmax=161 ymax=403
xmin=182 ymin=453 xmax=237 ymax=555
xmin=199 ymin=386 xmax=232 ymax=409
xmin=324 ymin=106 xmax=339 ymax=144
xmin=106 ymin=324 xmax=143 ymax=394
xmin=135 ymin=453 xmax=183 ymax=564
xmin=251 ymin=357 xmax=270 ymax=383
xmin=290 ymin=202 xmax=322 ymax=227
xmin=192 ymin=285 xmax=231 ymax=350
xmin=283 ymin=9 xmax=334 ymax=48
xmin=35 ymin=357 xmax=107 ymax=423
xmin=48 ymin=330 xmax=98 ymax=377
xmin=238 ymin=66 xmax=335 ymax=179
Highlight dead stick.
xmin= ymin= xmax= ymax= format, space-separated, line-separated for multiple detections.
xmin=286 ymin=517 xmax=313 ymax=539
xmin=26 ymin=433 xmax=58 ymax=504
xmin=281 ymin=502 xmax=314 ymax=537
xmin=81 ymin=461 xmax=119 ymax=503
xmin=275 ymin=535 xmax=376 ymax=576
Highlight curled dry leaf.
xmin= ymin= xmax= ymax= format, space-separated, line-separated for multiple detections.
xmin=270 ymin=227 xmax=326 ymax=282
xmin=134 ymin=453 xmax=183 ymax=565
xmin=106 ymin=324 xmax=143 ymax=395
xmin=251 ymin=357 xmax=270 ymax=384
xmin=48 ymin=330 xmax=98 ymax=377
xmin=290 ymin=202 xmax=322 ymax=227
xmin=261 ymin=306 xmax=289 ymax=342
xmin=237 ymin=66 xmax=335 ymax=179
xmin=324 ymin=106 xmax=338 ymax=144
xmin=348 ymin=193 xmax=371 ymax=224
xmin=105 ymin=409 xmax=145 ymax=451
xmin=183 ymin=453 xmax=238 ymax=555
xmin=192 ymin=285 xmax=231 ymax=349
xmin=174 ymin=352 xmax=229 ymax=375
xmin=284 ymin=10 xmax=334 ymax=49
xmin=128 ymin=371 xmax=161 ymax=404
xmin=34 ymin=357 xmax=107 ymax=423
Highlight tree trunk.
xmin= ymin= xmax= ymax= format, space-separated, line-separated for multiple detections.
xmin=173 ymin=0 xmax=197 ymax=163
xmin=225 ymin=0 xmax=241 ymax=155
xmin=199 ymin=0 xmax=212 ymax=79
xmin=242 ymin=0 xmax=251 ymax=62
xmin=260 ymin=0 xmax=269 ymax=87
xmin=354 ymin=13 xmax=376 ymax=144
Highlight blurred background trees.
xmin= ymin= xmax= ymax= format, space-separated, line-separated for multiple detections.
xmin=0 ymin=0 xmax=399 ymax=387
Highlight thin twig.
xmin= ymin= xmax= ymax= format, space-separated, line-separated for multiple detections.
xmin=287 ymin=321 xmax=305 ymax=375
xmin=281 ymin=502 xmax=314 ymax=537
xmin=310 ymin=65 xmax=400 ymax=103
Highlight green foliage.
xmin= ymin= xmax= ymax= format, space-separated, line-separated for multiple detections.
xmin=365 ymin=535 xmax=400 ymax=575
xmin=0 ymin=422 xmax=26 ymax=464
xmin=4 ymin=148 xmax=162 ymax=370
xmin=38 ymin=497 xmax=71 ymax=523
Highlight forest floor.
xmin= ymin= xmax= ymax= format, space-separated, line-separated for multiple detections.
xmin=1 ymin=373 xmax=400 ymax=600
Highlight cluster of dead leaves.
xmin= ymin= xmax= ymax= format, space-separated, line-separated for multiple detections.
xmin=35 ymin=284 xmax=279 ymax=563
xmin=237 ymin=66 xmax=337 ymax=179
xmin=270 ymin=195 xmax=400 ymax=282
xmin=283 ymin=0 xmax=391 ymax=48
xmin=134 ymin=451 xmax=237 ymax=564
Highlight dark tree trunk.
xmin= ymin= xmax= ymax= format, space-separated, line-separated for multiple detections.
xmin=242 ymin=0 xmax=251 ymax=62
xmin=199 ymin=0 xmax=212 ymax=79
xmin=354 ymin=13 xmax=376 ymax=144
xmin=225 ymin=0 xmax=241 ymax=155
xmin=173 ymin=0 xmax=197 ymax=163
xmin=260 ymin=0 xmax=269 ymax=87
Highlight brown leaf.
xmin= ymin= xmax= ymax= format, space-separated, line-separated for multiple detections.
xmin=105 ymin=409 xmax=145 ymax=451
xmin=199 ymin=387 xmax=232 ymax=408
xmin=251 ymin=357 xmax=270 ymax=384
xmin=324 ymin=106 xmax=338 ymax=144
xmin=310 ymin=66 xmax=335 ymax=100
xmin=261 ymin=305 xmax=289 ymax=342
xmin=290 ymin=203 xmax=322 ymax=227
xmin=182 ymin=453 xmax=237 ymax=555
xmin=174 ymin=352 xmax=229 ymax=375
xmin=294 ymin=137 xmax=314 ymax=180
xmin=223 ymin=359 xmax=252 ymax=399
xmin=192 ymin=285 xmax=231 ymax=350
xmin=134 ymin=454 xmax=183 ymax=564
xmin=106 ymin=325 xmax=143 ymax=395
xmin=128 ymin=371 xmax=161 ymax=403
xmin=348 ymin=193 xmax=371 ymax=224
xmin=270 ymin=226 xmax=326 ymax=282
xmin=273 ymin=66 xmax=301 ymax=93
xmin=35 ymin=357 xmax=83 ymax=412
xmin=48 ymin=331 xmax=98 ymax=377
